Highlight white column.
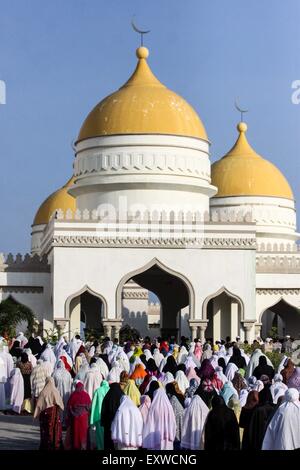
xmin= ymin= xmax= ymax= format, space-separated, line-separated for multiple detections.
xmin=213 ymin=299 xmax=221 ymax=342
xmin=230 ymin=300 xmax=239 ymax=340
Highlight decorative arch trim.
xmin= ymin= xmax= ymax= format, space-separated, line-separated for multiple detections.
xmin=64 ymin=285 xmax=108 ymax=320
xmin=116 ymin=257 xmax=195 ymax=320
xmin=202 ymin=286 xmax=245 ymax=320
xmin=259 ymin=297 xmax=300 ymax=323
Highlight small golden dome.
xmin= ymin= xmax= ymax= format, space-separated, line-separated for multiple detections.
xmin=33 ymin=177 xmax=76 ymax=225
xmin=78 ymin=47 xmax=207 ymax=141
xmin=211 ymin=122 xmax=293 ymax=200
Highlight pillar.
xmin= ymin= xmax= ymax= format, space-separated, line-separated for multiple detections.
xmin=198 ymin=321 xmax=208 ymax=343
xmin=242 ymin=321 xmax=256 ymax=342
xmin=102 ymin=321 xmax=112 ymax=339
xmin=213 ymin=299 xmax=221 ymax=342
xmin=230 ymin=300 xmax=239 ymax=340
xmin=190 ymin=325 xmax=197 ymax=340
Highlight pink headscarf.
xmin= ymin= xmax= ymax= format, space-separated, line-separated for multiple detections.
xmin=139 ymin=394 xmax=151 ymax=424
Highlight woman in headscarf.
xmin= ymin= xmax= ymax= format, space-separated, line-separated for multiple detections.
xmin=197 ymin=359 xmax=215 ymax=381
xmin=100 ymin=382 xmax=124 ymax=449
xmin=232 ymin=372 xmax=247 ymax=397
xmin=146 ymin=358 xmax=158 ymax=376
xmin=174 ymin=370 xmax=189 ymax=395
xmin=40 ymin=344 xmax=56 ymax=373
xmin=181 ymin=394 xmax=209 ymax=450
xmin=203 ymin=395 xmax=240 ymax=450
xmin=9 ymin=340 xmax=23 ymax=359
xmin=119 ymin=371 xmax=129 ymax=391
xmin=228 ymin=346 xmax=247 ymax=370
xmin=287 ymin=366 xmax=300 ymax=391
xmin=152 ymin=348 xmax=164 ymax=369
xmin=193 ymin=340 xmax=203 ymax=362
xmin=281 ymin=358 xmax=295 ymax=385
xmin=142 ymin=387 xmax=176 ymax=450
xmin=17 ymin=352 xmax=33 ymax=414
xmin=7 ymin=368 xmax=24 ymax=414
xmin=130 ymin=363 xmax=147 ymax=387
xmin=90 ymin=380 xmax=110 ymax=450
xmin=253 ymin=355 xmax=275 ymax=381
xmin=83 ymin=363 xmax=102 ymax=400
xmin=195 ymin=379 xmax=217 ymax=409
xmin=111 ymin=395 xmax=144 ymax=450
xmin=162 ymin=355 xmax=177 ymax=376
xmin=186 ymin=366 xmax=200 ymax=384
xmin=220 ymin=382 xmax=238 ymax=406
xmin=262 ymin=388 xmax=300 ymax=450
xmin=52 ymin=359 xmax=72 ymax=424
xmin=65 ymin=380 xmax=91 ymax=450
xmin=247 ymin=385 xmax=275 ymax=450
xmin=239 ymin=390 xmax=259 ymax=450
xmin=95 ymin=357 xmax=109 ymax=380
xmin=224 ymin=362 xmax=238 ymax=382
xmin=23 ymin=348 xmax=37 ymax=368
xmin=184 ymin=378 xmax=199 ymax=407
xmin=201 ymin=343 xmax=212 ymax=361
xmin=165 ymin=382 xmax=185 ymax=450
xmin=146 ymin=380 xmax=160 ymax=401
xmin=218 ymin=357 xmax=227 ymax=374
xmin=246 ymin=348 xmax=273 ymax=380
xmin=34 ymin=377 xmax=64 ymax=450
xmin=139 ymin=394 xmax=151 ymax=424
xmin=160 ymin=371 xmax=174 ymax=388
xmin=270 ymin=373 xmax=288 ymax=404
xmin=123 ymin=378 xmax=141 ymax=406
xmin=228 ymin=396 xmax=242 ymax=440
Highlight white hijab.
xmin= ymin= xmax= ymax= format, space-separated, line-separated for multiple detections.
xmin=8 ymin=368 xmax=24 ymax=414
xmin=111 ymin=395 xmax=143 ymax=448
xmin=225 ymin=363 xmax=238 ymax=382
xmin=142 ymin=388 xmax=176 ymax=450
xmin=174 ymin=370 xmax=190 ymax=395
xmin=95 ymin=357 xmax=109 ymax=380
xmin=246 ymin=349 xmax=273 ymax=379
xmin=181 ymin=395 xmax=209 ymax=450
xmin=270 ymin=374 xmax=288 ymax=404
xmin=83 ymin=363 xmax=103 ymax=400
xmin=262 ymin=388 xmax=300 ymax=450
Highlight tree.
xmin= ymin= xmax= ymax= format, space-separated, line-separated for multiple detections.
xmin=0 ymin=296 xmax=35 ymax=338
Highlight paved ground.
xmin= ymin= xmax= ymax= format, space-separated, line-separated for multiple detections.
xmin=0 ymin=413 xmax=40 ymax=450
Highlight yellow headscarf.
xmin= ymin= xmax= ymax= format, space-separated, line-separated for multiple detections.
xmin=123 ymin=379 xmax=141 ymax=406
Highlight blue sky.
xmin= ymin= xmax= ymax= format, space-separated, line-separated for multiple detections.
xmin=0 ymin=0 xmax=300 ymax=253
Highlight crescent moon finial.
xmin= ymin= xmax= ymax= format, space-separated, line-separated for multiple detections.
xmin=131 ymin=16 xmax=151 ymax=47
xmin=234 ymin=99 xmax=249 ymax=122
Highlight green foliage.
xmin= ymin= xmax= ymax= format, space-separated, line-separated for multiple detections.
xmin=43 ymin=325 xmax=62 ymax=345
xmin=268 ymin=326 xmax=278 ymax=340
xmin=265 ymin=350 xmax=286 ymax=370
xmin=84 ymin=327 xmax=104 ymax=342
xmin=0 ymin=296 xmax=35 ymax=338
xmin=120 ymin=324 xmax=141 ymax=344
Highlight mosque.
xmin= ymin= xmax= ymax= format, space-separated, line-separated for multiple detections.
xmin=1 ymin=43 xmax=300 ymax=343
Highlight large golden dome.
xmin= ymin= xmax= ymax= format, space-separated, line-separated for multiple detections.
xmin=211 ymin=122 xmax=293 ymax=200
xmin=78 ymin=47 xmax=207 ymax=141
xmin=33 ymin=177 xmax=76 ymax=225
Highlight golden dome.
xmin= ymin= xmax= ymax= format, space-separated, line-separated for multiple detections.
xmin=78 ymin=47 xmax=207 ymax=141
xmin=211 ymin=122 xmax=293 ymax=200
xmin=33 ymin=177 xmax=76 ymax=225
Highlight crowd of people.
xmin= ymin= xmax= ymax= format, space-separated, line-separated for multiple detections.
xmin=0 ymin=331 xmax=299 ymax=451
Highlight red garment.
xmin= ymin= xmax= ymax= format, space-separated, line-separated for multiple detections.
xmin=159 ymin=341 xmax=169 ymax=353
xmin=65 ymin=382 xmax=91 ymax=450
xmin=39 ymin=405 xmax=62 ymax=450
xmin=60 ymin=355 xmax=72 ymax=373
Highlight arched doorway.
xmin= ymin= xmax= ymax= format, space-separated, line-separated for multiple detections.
xmin=204 ymin=288 xmax=243 ymax=342
xmin=261 ymin=299 xmax=300 ymax=338
xmin=66 ymin=287 xmax=106 ymax=340
xmin=117 ymin=259 xmax=193 ymax=341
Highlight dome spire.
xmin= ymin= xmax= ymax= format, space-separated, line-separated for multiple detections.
xmin=131 ymin=17 xmax=151 ymax=47
xmin=234 ymin=99 xmax=249 ymax=123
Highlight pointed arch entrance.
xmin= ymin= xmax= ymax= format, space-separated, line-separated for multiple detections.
xmin=65 ymin=286 xmax=107 ymax=339
xmin=203 ymin=287 xmax=244 ymax=342
xmin=260 ymin=299 xmax=300 ymax=338
xmin=116 ymin=259 xmax=194 ymax=341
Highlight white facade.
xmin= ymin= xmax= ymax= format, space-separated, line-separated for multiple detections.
xmin=1 ymin=46 xmax=300 ymax=344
